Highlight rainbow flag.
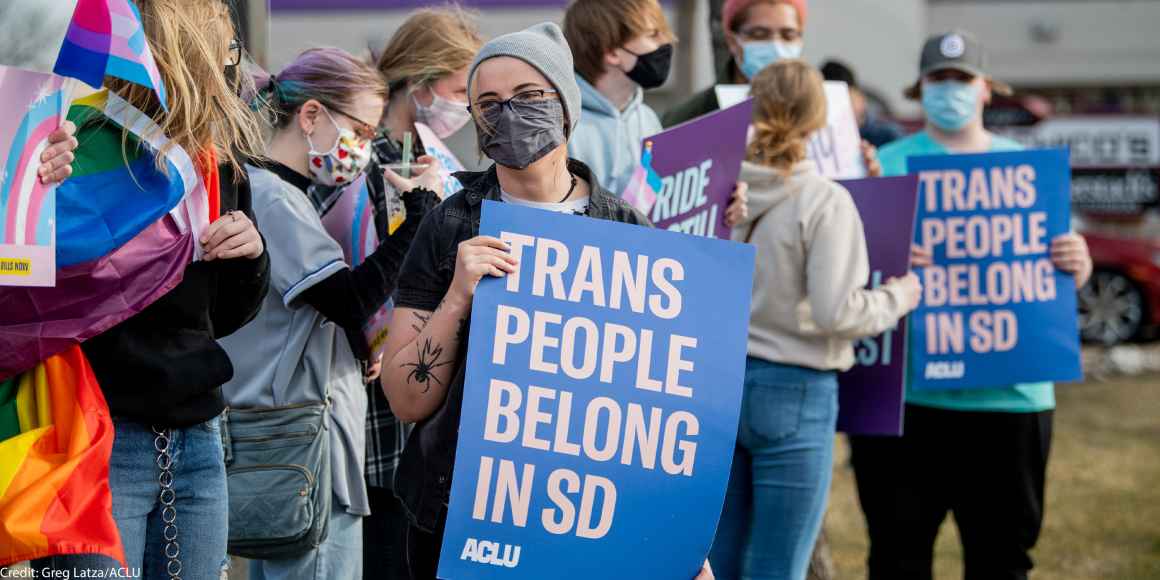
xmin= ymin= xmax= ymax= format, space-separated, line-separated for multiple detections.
xmin=621 ymin=140 xmax=663 ymax=215
xmin=0 ymin=67 xmax=72 ymax=287
xmin=0 ymin=91 xmax=214 ymax=379
xmin=0 ymin=345 xmax=123 ymax=566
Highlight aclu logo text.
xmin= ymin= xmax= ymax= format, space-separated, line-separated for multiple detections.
xmin=924 ymin=361 xmax=965 ymax=379
xmin=460 ymin=538 xmax=522 ymax=568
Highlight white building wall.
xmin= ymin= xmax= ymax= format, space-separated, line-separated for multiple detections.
xmin=803 ymin=0 xmax=928 ymax=116
xmin=928 ymin=0 xmax=1160 ymax=87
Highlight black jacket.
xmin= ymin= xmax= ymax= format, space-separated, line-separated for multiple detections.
xmin=391 ymin=160 xmax=650 ymax=533
xmin=81 ymin=163 xmax=271 ymax=428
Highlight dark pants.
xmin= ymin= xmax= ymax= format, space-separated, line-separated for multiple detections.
xmin=363 ymin=486 xmax=409 ymax=580
xmin=405 ymin=521 xmax=443 ymax=580
xmin=849 ymin=404 xmax=1053 ymax=580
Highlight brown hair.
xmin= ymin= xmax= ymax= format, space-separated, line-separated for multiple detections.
xmin=376 ymin=5 xmax=482 ymax=94
xmin=259 ymin=47 xmax=388 ymax=130
xmin=108 ymin=0 xmax=265 ymax=173
xmin=564 ymin=0 xmax=675 ymax=84
xmin=747 ymin=59 xmax=827 ymax=173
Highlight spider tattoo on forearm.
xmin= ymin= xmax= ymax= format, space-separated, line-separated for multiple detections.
xmin=402 ymin=337 xmax=455 ymax=393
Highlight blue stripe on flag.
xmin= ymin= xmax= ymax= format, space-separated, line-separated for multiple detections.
xmin=55 ymin=153 xmax=186 ymax=267
xmin=105 ymin=57 xmax=153 ymax=91
xmin=53 ymin=44 xmax=109 ymax=91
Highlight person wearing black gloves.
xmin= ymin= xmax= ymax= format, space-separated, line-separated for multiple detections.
xmin=218 ymin=47 xmax=441 ymax=580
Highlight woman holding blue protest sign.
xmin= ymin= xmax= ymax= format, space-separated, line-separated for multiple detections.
xmin=379 ymin=22 xmax=720 ymax=580
xmin=715 ymin=60 xmax=923 ymax=580
xmin=850 ymin=30 xmax=1092 ymax=580
xmin=217 ymin=47 xmax=441 ymax=580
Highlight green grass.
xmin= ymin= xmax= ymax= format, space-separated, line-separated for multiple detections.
xmin=826 ymin=373 xmax=1160 ymax=579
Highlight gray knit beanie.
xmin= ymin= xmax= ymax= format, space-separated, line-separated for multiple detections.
xmin=467 ymin=22 xmax=581 ymax=134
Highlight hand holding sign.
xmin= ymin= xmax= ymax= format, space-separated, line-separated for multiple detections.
xmin=38 ymin=120 xmax=78 ymax=185
xmin=1049 ymin=232 xmax=1092 ymax=286
xmin=449 ymin=235 xmax=520 ymax=302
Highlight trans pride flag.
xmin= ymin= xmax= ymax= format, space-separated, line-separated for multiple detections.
xmin=0 ymin=90 xmax=217 ymax=379
xmin=621 ymin=140 xmax=663 ymax=216
xmin=321 ymin=173 xmax=379 ymax=268
xmin=0 ymin=68 xmax=72 ymax=287
xmin=0 ymin=346 xmax=122 ymax=566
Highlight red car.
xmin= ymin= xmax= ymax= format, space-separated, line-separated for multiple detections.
xmin=1077 ymin=217 xmax=1160 ymax=344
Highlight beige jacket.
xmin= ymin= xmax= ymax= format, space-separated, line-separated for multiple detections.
xmin=733 ymin=160 xmax=910 ymax=371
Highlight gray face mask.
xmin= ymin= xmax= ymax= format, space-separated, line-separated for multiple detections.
xmin=477 ymin=98 xmax=567 ymax=170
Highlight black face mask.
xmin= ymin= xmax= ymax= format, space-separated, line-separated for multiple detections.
xmin=624 ymin=43 xmax=674 ymax=89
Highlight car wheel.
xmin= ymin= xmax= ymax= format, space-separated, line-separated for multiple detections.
xmin=1078 ymin=270 xmax=1146 ymax=345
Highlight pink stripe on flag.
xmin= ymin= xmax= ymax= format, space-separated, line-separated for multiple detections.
xmin=5 ymin=117 xmax=60 ymax=244
xmin=71 ymin=0 xmax=112 ymax=32
xmin=23 ymin=181 xmax=52 ymax=246
xmin=108 ymin=0 xmax=137 ymax=18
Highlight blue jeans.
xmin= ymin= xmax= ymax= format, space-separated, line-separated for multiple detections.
xmin=710 ymin=358 xmax=838 ymax=580
xmin=35 ymin=417 xmax=229 ymax=579
xmin=248 ymin=497 xmax=363 ymax=580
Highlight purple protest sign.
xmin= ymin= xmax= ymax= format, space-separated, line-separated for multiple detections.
xmin=836 ymin=175 xmax=919 ymax=436
xmin=646 ymin=99 xmax=753 ymax=239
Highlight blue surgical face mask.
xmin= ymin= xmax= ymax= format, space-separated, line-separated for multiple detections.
xmin=922 ymin=80 xmax=981 ymax=132
xmin=739 ymin=41 xmax=803 ymax=80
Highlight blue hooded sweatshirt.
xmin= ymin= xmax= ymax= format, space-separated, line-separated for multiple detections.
xmin=568 ymin=75 xmax=663 ymax=196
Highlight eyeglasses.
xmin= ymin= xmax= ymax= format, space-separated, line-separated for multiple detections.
xmin=737 ymin=26 xmax=802 ymax=43
xmin=225 ymin=39 xmax=242 ymax=68
xmin=469 ymin=88 xmax=560 ymax=120
xmin=326 ymin=104 xmax=379 ymax=142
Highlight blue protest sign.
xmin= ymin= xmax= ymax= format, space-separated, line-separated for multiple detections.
xmin=907 ymin=148 xmax=1082 ymax=389
xmin=437 ymin=201 xmax=755 ymax=579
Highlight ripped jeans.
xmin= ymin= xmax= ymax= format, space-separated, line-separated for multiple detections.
xmin=35 ymin=417 xmax=229 ymax=579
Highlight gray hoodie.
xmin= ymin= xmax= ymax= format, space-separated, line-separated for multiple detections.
xmin=733 ymin=159 xmax=910 ymax=371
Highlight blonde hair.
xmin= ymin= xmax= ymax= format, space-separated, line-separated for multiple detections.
xmin=107 ymin=0 xmax=265 ymax=173
xmin=564 ymin=0 xmax=676 ymax=84
xmin=747 ymin=60 xmax=827 ymax=173
xmin=376 ymin=5 xmax=483 ymax=93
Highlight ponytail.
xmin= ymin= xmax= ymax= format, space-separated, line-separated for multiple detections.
xmin=746 ymin=60 xmax=828 ymax=175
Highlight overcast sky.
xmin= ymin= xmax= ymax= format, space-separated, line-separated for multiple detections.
xmin=0 ymin=1 xmax=78 ymax=72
